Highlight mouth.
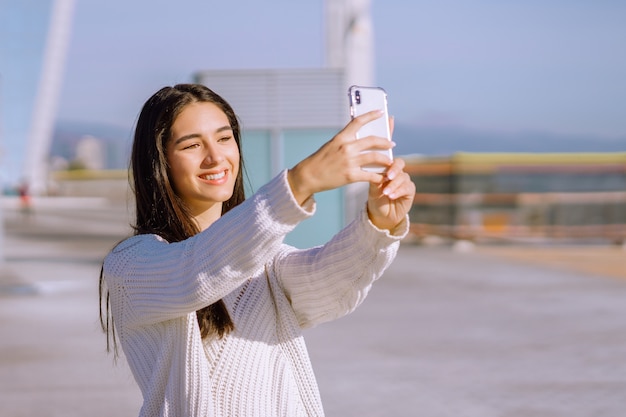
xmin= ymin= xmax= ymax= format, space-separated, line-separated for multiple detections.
xmin=200 ymin=170 xmax=227 ymax=181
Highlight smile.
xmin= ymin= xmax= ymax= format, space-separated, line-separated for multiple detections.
xmin=201 ymin=171 xmax=226 ymax=181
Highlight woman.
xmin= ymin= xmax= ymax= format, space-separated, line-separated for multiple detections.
xmin=100 ymin=83 xmax=415 ymax=416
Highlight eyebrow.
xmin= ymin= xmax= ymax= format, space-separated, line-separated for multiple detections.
xmin=173 ymin=125 xmax=233 ymax=145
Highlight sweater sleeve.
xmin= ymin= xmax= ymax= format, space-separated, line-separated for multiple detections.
xmin=103 ymin=170 xmax=314 ymax=327
xmin=272 ymin=208 xmax=408 ymax=328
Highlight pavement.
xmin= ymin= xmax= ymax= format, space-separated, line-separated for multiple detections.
xmin=1 ymin=198 xmax=626 ymax=417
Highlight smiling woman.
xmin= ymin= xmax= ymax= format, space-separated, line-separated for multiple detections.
xmin=166 ymin=102 xmax=240 ymax=230
xmin=99 ymin=83 xmax=415 ymax=416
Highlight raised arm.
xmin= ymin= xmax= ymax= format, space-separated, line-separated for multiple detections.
xmin=275 ymin=113 xmax=416 ymax=327
xmin=103 ymin=171 xmax=314 ymax=326
xmin=272 ymin=209 xmax=408 ymax=328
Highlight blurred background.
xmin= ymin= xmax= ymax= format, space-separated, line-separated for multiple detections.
xmin=1 ymin=0 xmax=625 ymax=247
xmin=1 ymin=0 xmax=626 ymax=416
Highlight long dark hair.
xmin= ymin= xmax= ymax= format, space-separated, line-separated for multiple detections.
xmin=100 ymin=84 xmax=245 ymax=353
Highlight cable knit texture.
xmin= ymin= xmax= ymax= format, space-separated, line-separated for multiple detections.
xmin=103 ymin=170 xmax=407 ymax=416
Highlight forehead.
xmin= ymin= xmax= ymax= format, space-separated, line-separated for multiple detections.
xmin=171 ymin=102 xmax=230 ymax=134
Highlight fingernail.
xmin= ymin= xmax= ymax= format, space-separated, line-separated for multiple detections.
xmin=383 ymin=187 xmax=391 ymax=196
xmin=390 ymin=141 xmax=397 ymax=147
xmin=387 ymin=170 xmax=396 ymax=180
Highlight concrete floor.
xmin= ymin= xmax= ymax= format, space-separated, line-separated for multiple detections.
xmin=2 ymin=200 xmax=626 ymax=416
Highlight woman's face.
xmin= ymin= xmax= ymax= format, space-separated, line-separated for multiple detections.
xmin=166 ymin=101 xmax=240 ymax=216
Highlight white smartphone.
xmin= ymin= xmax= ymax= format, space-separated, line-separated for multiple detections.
xmin=348 ymin=85 xmax=393 ymax=173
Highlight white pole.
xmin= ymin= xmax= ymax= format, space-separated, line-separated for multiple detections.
xmin=326 ymin=0 xmax=375 ymax=224
xmin=23 ymin=0 xmax=76 ymax=195
xmin=325 ymin=0 xmax=347 ymax=69
xmin=344 ymin=0 xmax=375 ymax=88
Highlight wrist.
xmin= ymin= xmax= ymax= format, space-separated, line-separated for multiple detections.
xmin=287 ymin=164 xmax=314 ymax=206
xmin=366 ymin=204 xmax=398 ymax=232
xmin=365 ymin=210 xmax=409 ymax=239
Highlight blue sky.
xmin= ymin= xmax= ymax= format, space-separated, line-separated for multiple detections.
xmin=57 ymin=0 xmax=626 ymax=139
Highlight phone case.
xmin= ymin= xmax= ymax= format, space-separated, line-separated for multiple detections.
xmin=348 ymin=85 xmax=392 ymax=173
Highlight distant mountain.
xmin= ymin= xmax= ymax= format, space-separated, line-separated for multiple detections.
xmin=392 ymin=123 xmax=626 ymax=157
xmin=52 ymin=120 xmax=626 ymax=170
xmin=53 ymin=121 xmax=133 ymax=169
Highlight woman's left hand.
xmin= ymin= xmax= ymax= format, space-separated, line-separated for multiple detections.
xmin=366 ymin=158 xmax=416 ymax=231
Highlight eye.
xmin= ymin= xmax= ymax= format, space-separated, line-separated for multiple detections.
xmin=182 ymin=143 xmax=200 ymax=150
xmin=218 ymin=136 xmax=232 ymax=143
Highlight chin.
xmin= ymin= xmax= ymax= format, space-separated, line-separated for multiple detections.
xmin=216 ymin=192 xmax=235 ymax=203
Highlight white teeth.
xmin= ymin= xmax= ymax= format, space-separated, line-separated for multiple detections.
xmin=203 ymin=171 xmax=226 ymax=181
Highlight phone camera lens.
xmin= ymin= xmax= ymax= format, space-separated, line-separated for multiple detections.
xmin=355 ymin=90 xmax=361 ymax=104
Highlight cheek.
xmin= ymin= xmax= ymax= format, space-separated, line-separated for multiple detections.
xmin=167 ymin=156 xmax=191 ymax=190
xmin=167 ymin=165 xmax=183 ymax=195
xmin=229 ymin=145 xmax=241 ymax=174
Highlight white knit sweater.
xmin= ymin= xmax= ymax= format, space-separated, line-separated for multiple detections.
xmin=103 ymin=170 xmax=407 ymax=416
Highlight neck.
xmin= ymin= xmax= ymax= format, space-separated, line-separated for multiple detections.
xmin=192 ymin=203 xmax=223 ymax=231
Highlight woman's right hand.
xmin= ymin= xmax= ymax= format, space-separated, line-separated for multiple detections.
xmin=287 ymin=110 xmax=395 ymax=205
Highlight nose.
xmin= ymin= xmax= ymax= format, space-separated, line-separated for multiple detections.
xmin=202 ymin=143 xmax=224 ymax=165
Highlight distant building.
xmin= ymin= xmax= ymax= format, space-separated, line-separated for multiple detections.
xmin=74 ymin=135 xmax=105 ymax=170
xmin=195 ymin=68 xmax=346 ymax=249
xmin=406 ymin=152 xmax=626 ymax=244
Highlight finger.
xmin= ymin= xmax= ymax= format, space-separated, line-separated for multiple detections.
xmin=384 ymin=158 xmax=406 ymax=181
xmin=343 ymin=109 xmax=384 ymax=136
xmin=357 ymin=150 xmax=394 ymax=170
xmin=382 ymin=173 xmax=414 ymax=200
xmin=352 ymin=135 xmax=395 ymax=153
xmin=389 ymin=116 xmax=395 ymax=137
xmin=382 ymin=168 xmax=411 ymax=194
xmin=354 ymin=169 xmax=386 ymax=185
